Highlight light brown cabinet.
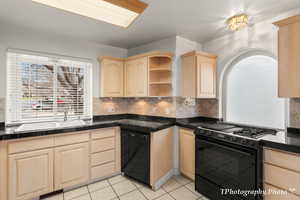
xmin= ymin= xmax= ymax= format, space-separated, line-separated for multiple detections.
xmin=54 ymin=143 xmax=89 ymax=190
xmin=274 ymin=14 xmax=300 ymax=97
xmin=150 ymin=128 xmax=173 ymax=188
xmin=179 ymin=128 xmax=195 ymax=180
xmin=1 ymin=128 xmax=121 ymax=200
xmin=90 ymin=127 xmax=121 ymax=181
xmin=8 ymin=149 xmax=54 ymax=200
xmin=181 ymin=51 xmax=217 ymax=98
xmin=99 ymin=57 xmax=124 ymax=97
xmin=99 ymin=51 xmax=173 ymax=97
xmin=263 ymin=148 xmax=300 ymax=199
xmin=125 ymin=57 xmax=148 ymax=97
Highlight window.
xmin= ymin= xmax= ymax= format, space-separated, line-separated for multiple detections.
xmin=7 ymin=51 xmax=92 ymax=124
xmin=226 ymin=55 xmax=285 ymax=129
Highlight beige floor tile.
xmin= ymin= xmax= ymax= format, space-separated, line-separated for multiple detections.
xmin=112 ymin=180 xmax=137 ymax=196
xmin=64 ymin=186 xmax=89 ymax=200
xmin=162 ymin=178 xmax=182 ymax=192
xmin=42 ymin=193 xmax=63 ymax=200
xmin=185 ymin=182 xmax=203 ymax=197
xmin=119 ymin=190 xmax=147 ymax=200
xmin=174 ymin=175 xmax=192 ymax=186
xmin=155 ymin=194 xmax=174 ymax=200
xmin=130 ymin=180 xmax=144 ymax=188
xmin=88 ymin=180 xmax=110 ymax=192
xmin=90 ymin=187 xmax=117 ymax=200
xmin=170 ymin=187 xmax=198 ymax=200
xmin=72 ymin=194 xmax=91 ymax=200
xmin=108 ymin=175 xmax=128 ymax=185
xmin=139 ymin=187 xmax=166 ymax=200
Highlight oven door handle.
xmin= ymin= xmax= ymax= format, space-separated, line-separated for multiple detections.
xmin=198 ymin=139 xmax=255 ymax=157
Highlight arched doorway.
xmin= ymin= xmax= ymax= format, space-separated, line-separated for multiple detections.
xmin=221 ymin=53 xmax=285 ymax=129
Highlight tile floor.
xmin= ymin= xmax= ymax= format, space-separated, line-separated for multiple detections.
xmin=42 ymin=175 xmax=210 ymax=200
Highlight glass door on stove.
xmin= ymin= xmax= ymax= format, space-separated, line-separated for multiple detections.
xmin=195 ymin=136 xmax=257 ymax=200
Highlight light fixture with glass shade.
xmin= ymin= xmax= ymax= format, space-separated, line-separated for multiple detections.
xmin=226 ymin=14 xmax=249 ymax=31
xmin=32 ymin=0 xmax=148 ymax=28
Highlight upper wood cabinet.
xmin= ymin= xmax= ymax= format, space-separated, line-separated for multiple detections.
xmin=98 ymin=51 xmax=173 ymax=97
xmin=8 ymin=149 xmax=54 ymax=200
xmin=274 ymin=14 xmax=300 ymax=97
xmin=181 ymin=51 xmax=217 ymax=98
xmin=125 ymin=57 xmax=148 ymax=97
xmin=99 ymin=57 xmax=124 ymax=97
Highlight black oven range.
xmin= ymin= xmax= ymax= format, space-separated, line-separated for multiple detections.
xmin=194 ymin=123 xmax=277 ymax=200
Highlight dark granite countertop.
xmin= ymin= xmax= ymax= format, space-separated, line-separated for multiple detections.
xmin=260 ymin=128 xmax=300 ymax=154
xmin=2 ymin=114 xmax=300 ymax=155
xmin=177 ymin=117 xmax=300 ymax=154
xmin=0 ymin=114 xmax=176 ymax=140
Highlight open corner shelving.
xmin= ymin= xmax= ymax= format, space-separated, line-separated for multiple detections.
xmin=148 ymin=56 xmax=173 ymax=96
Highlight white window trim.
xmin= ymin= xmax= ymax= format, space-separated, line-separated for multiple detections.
xmin=6 ymin=49 xmax=93 ymax=125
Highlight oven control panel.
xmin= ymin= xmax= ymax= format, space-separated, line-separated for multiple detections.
xmin=195 ymin=128 xmax=259 ymax=149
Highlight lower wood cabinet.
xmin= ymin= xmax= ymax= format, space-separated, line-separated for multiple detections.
xmin=8 ymin=149 xmax=54 ymax=200
xmin=2 ymin=127 xmax=121 ymax=200
xmin=263 ymin=148 xmax=300 ymax=199
xmin=179 ymin=128 xmax=195 ymax=180
xmin=54 ymin=143 xmax=89 ymax=190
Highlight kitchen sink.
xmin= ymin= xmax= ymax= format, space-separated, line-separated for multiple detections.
xmin=57 ymin=120 xmax=86 ymax=128
xmin=15 ymin=120 xmax=86 ymax=132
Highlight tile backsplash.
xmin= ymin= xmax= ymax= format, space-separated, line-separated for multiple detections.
xmin=290 ymin=98 xmax=300 ymax=128
xmin=93 ymin=97 xmax=219 ymax=119
xmin=0 ymin=96 xmax=219 ymax=122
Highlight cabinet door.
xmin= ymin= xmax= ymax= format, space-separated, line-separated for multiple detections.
xmin=125 ymin=57 xmax=148 ymax=97
xmin=197 ymin=56 xmax=216 ymax=98
xmin=101 ymin=59 xmax=124 ymax=97
xmin=125 ymin=59 xmax=137 ymax=97
xmin=54 ymin=143 xmax=89 ymax=190
xmin=181 ymin=55 xmax=197 ymax=97
xmin=277 ymin=22 xmax=300 ymax=97
xmin=179 ymin=128 xmax=195 ymax=180
xmin=135 ymin=57 xmax=148 ymax=96
xmin=9 ymin=149 xmax=54 ymax=200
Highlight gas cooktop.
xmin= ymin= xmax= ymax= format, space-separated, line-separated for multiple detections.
xmin=198 ymin=123 xmax=277 ymax=139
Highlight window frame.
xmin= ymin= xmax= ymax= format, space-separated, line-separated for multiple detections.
xmin=6 ymin=49 xmax=93 ymax=125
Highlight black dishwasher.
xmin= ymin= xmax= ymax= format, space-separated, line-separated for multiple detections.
xmin=121 ymin=128 xmax=150 ymax=185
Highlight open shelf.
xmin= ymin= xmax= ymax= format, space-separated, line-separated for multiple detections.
xmin=148 ymin=56 xmax=172 ymax=96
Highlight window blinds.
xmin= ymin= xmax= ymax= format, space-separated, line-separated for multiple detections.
xmin=7 ymin=51 xmax=92 ymax=124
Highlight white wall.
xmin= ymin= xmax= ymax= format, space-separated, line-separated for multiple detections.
xmin=203 ymin=7 xmax=300 ymax=89
xmin=203 ymin=7 xmax=300 ymax=119
xmin=127 ymin=37 xmax=176 ymax=57
xmin=127 ymin=36 xmax=202 ymax=95
xmin=175 ymin=36 xmax=202 ymax=95
xmin=0 ymin=23 xmax=128 ymax=98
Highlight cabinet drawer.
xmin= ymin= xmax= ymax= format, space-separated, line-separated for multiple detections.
xmin=54 ymin=132 xmax=89 ymax=146
xmin=264 ymin=164 xmax=300 ymax=196
xmin=8 ymin=137 xmax=54 ymax=154
xmin=91 ymin=150 xmax=115 ymax=167
xmin=91 ymin=128 xmax=115 ymax=140
xmin=91 ymin=162 xmax=115 ymax=180
xmin=91 ymin=137 xmax=115 ymax=153
xmin=264 ymin=183 xmax=300 ymax=200
xmin=264 ymin=148 xmax=300 ymax=173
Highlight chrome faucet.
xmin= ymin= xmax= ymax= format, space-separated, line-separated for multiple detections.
xmin=64 ymin=107 xmax=69 ymax=121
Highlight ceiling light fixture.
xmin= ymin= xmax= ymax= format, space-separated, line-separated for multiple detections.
xmin=32 ymin=0 xmax=148 ymax=28
xmin=226 ymin=14 xmax=249 ymax=31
